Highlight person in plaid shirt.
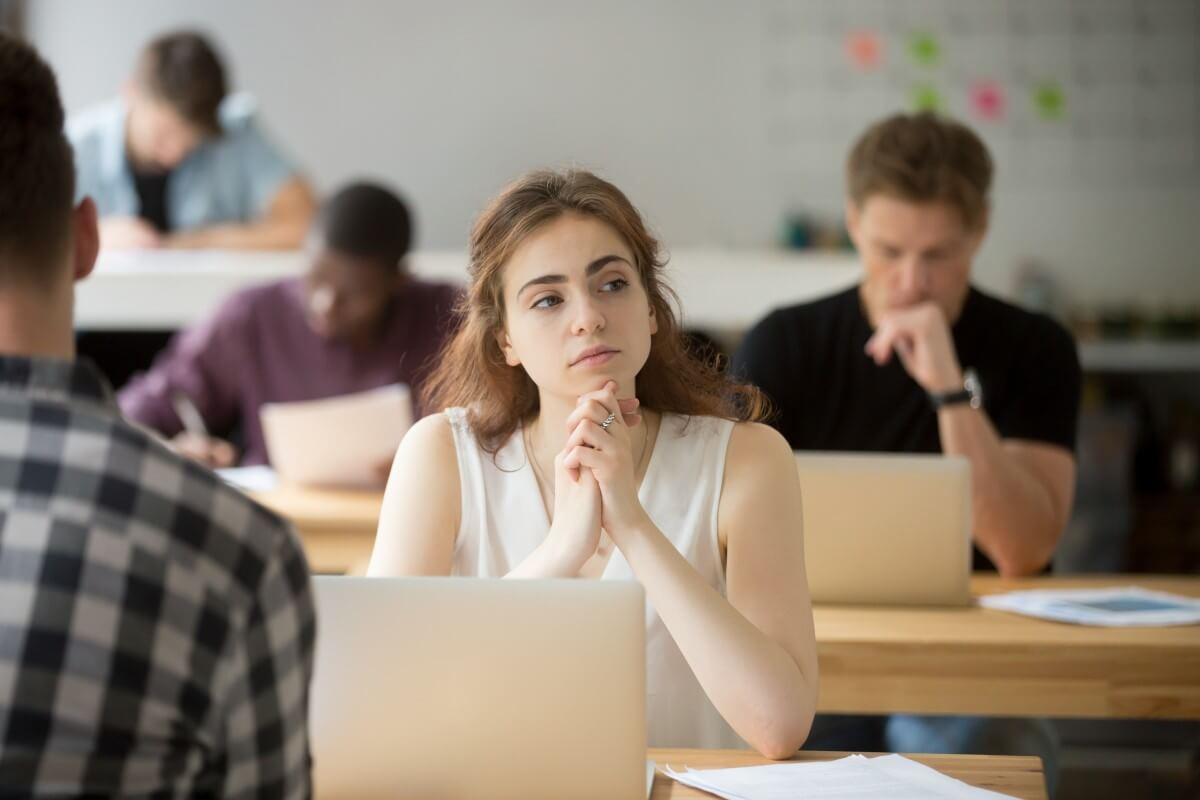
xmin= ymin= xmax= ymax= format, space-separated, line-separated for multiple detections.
xmin=0 ymin=33 xmax=316 ymax=798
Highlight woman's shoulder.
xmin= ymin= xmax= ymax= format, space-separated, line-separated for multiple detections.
xmin=403 ymin=410 xmax=461 ymax=458
xmin=663 ymin=413 xmax=785 ymax=450
xmin=726 ymin=420 xmax=795 ymax=471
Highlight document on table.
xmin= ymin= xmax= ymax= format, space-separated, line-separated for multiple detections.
xmin=260 ymin=384 xmax=413 ymax=488
xmin=216 ymin=464 xmax=279 ymax=492
xmin=979 ymin=586 xmax=1200 ymax=627
xmin=662 ymin=754 xmax=1017 ymax=799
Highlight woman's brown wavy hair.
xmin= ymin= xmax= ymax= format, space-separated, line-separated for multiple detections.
xmin=423 ymin=168 xmax=767 ymax=453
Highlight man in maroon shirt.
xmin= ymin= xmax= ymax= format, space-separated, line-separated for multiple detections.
xmin=119 ymin=182 xmax=461 ymax=467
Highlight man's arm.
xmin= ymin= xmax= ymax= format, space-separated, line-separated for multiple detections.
xmin=938 ymin=408 xmax=1076 ymax=575
xmin=118 ymin=298 xmax=246 ymax=465
xmin=164 ymin=176 xmax=316 ymax=250
xmin=866 ymin=302 xmax=1078 ymax=576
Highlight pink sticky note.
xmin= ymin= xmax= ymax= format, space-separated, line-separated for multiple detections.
xmin=970 ymin=80 xmax=1006 ymax=122
xmin=845 ymin=31 xmax=883 ymax=71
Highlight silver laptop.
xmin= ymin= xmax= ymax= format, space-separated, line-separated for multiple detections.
xmin=310 ymin=576 xmax=648 ymax=799
xmin=796 ymin=453 xmax=972 ymax=606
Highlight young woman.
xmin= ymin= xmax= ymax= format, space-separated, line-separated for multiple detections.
xmin=369 ymin=169 xmax=817 ymax=757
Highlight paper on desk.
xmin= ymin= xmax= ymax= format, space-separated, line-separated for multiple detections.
xmin=662 ymin=754 xmax=1017 ymax=800
xmin=260 ymin=384 xmax=412 ymax=488
xmin=216 ymin=464 xmax=278 ymax=492
xmin=979 ymin=586 xmax=1200 ymax=627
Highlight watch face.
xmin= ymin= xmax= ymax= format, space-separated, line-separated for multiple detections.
xmin=963 ymin=368 xmax=983 ymax=409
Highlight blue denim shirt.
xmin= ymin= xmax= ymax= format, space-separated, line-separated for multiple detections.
xmin=67 ymin=93 xmax=297 ymax=230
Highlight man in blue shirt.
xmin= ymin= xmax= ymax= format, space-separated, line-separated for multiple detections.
xmin=68 ymin=30 xmax=315 ymax=250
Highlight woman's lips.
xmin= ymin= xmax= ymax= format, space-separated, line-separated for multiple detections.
xmin=572 ymin=349 xmax=619 ymax=367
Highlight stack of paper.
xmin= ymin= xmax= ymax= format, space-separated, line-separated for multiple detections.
xmin=216 ymin=464 xmax=279 ymax=492
xmin=663 ymin=754 xmax=1017 ymax=799
xmin=979 ymin=586 xmax=1200 ymax=627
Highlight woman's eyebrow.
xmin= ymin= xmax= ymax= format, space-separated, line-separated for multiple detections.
xmin=517 ymin=254 xmax=631 ymax=297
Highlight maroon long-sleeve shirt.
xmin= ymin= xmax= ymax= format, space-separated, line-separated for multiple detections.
xmin=119 ymin=276 xmax=461 ymax=465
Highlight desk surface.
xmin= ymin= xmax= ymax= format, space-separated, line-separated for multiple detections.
xmin=817 ymin=573 xmax=1200 ymax=720
xmin=647 ymin=749 xmax=1046 ymax=799
xmin=251 ymin=484 xmax=1200 ymax=720
xmin=252 ymin=484 xmax=381 ymax=575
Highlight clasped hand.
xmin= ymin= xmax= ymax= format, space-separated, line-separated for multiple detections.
xmin=543 ymin=380 xmax=647 ymax=573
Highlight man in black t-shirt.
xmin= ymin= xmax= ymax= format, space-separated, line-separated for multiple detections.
xmin=732 ymin=112 xmax=1079 ymax=793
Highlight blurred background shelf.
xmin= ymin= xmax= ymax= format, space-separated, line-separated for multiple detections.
xmin=1080 ymin=341 xmax=1200 ymax=374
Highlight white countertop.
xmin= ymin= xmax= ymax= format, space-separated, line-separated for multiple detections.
xmin=75 ymin=248 xmax=862 ymax=333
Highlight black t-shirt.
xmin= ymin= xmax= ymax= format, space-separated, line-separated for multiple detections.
xmin=731 ymin=284 xmax=1081 ymax=571
xmin=132 ymin=168 xmax=171 ymax=233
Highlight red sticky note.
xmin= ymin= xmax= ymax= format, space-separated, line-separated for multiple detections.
xmin=970 ymin=80 xmax=1006 ymax=122
xmin=845 ymin=30 xmax=883 ymax=71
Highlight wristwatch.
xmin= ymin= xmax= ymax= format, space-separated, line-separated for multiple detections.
xmin=929 ymin=368 xmax=983 ymax=410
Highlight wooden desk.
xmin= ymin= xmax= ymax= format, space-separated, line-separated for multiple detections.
xmin=648 ymin=749 xmax=1046 ymax=799
xmin=250 ymin=484 xmax=1200 ymax=719
xmin=251 ymin=485 xmax=381 ymax=575
xmin=815 ymin=574 xmax=1200 ymax=720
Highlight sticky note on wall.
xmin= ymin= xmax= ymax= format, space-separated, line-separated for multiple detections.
xmin=1033 ymin=81 xmax=1066 ymax=120
xmin=845 ymin=30 xmax=883 ymax=70
xmin=970 ymin=80 xmax=1007 ymax=121
xmin=908 ymin=32 xmax=941 ymax=67
xmin=910 ymin=83 xmax=943 ymax=112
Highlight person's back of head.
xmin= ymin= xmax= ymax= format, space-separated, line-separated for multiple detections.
xmin=0 ymin=31 xmax=79 ymax=290
xmin=317 ymin=181 xmax=413 ymax=271
xmin=846 ymin=111 xmax=993 ymax=231
xmin=134 ymin=30 xmax=227 ymax=135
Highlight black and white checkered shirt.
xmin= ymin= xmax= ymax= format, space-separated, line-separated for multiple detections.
xmin=0 ymin=355 xmax=316 ymax=798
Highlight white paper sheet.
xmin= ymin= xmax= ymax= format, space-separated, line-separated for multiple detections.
xmin=216 ymin=464 xmax=279 ymax=492
xmin=259 ymin=384 xmax=413 ymax=488
xmin=979 ymin=586 xmax=1200 ymax=627
xmin=662 ymin=754 xmax=1018 ymax=800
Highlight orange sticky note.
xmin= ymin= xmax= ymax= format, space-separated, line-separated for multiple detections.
xmin=845 ymin=30 xmax=883 ymax=70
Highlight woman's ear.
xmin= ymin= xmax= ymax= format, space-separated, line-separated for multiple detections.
xmin=495 ymin=329 xmax=521 ymax=367
xmin=648 ymin=304 xmax=658 ymax=336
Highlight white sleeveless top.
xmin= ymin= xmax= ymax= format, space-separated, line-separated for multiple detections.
xmin=444 ymin=407 xmax=745 ymax=749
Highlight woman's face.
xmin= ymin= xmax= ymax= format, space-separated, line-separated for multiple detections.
xmin=497 ymin=212 xmax=656 ymax=401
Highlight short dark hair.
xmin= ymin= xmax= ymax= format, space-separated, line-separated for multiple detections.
xmin=847 ymin=112 xmax=993 ymax=230
xmin=135 ymin=31 xmax=227 ymax=133
xmin=317 ymin=183 xmax=413 ymax=271
xmin=0 ymin=32 xmax=75 ymax=284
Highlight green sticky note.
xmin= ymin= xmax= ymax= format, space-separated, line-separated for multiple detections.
xmin=910 ymin=84 xmax=943 ymax=112
xmin=1033 ymin=81 xmax=1066 ymax=120
xmin=908 ymin=32 xmax=940 ymax=67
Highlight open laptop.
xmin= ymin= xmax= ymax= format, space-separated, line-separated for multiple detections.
xmin=310 ymin=576 xmax=648 ymax=799
xmin=795 ymin=453 xmax=972 ymax=606
xmin=260 ymin=383 xmax=412 ymax=487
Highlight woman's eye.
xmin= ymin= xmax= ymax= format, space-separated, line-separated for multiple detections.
xmin=532 ymin=295 xmax=562 ymax=310
xmin=601 ymin=278 xmax=629 ymax=292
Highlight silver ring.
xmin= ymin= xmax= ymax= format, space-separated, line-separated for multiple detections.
xmin=599 ymin=412 xmax=617 ymax=430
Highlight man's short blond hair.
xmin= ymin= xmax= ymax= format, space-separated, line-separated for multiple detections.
xmin=847 ymin=112 xmax=993 ymax=230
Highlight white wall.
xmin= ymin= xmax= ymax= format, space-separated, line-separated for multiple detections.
xmin=25 ymin=0 xmax=1200 ymax=309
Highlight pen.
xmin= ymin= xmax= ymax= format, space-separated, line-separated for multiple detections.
xmin=170 ymin=390 xmax=209 ymax=438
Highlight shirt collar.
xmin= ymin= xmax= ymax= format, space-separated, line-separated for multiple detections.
xmin=99 ymin=99 xmax=132 ymax=181
xmin=0 ymin=354 xmax=116 ymax=411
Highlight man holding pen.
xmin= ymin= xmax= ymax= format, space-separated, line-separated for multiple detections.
xmin=118 ymin=182 xmax=461 ymax=468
